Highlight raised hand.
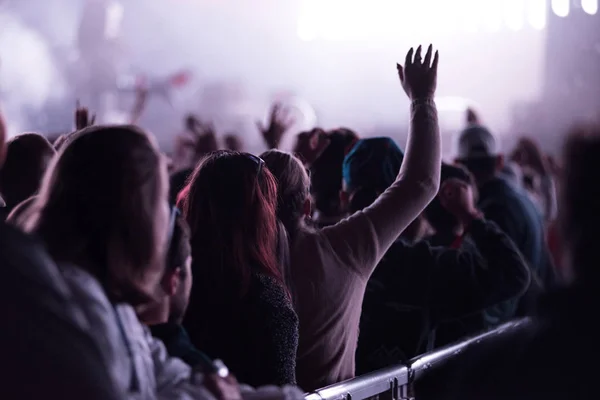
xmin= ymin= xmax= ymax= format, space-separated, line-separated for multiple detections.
xmin=396 ymin=44 xmax=439 ymax=100
xmin=511 ymin=137 xmax=549 ymax=175
xmin=130 ymin=86 xmax=149 ymax=125
xmin=186 ymin=114 xmax=215 ymax=139
xmin=439 ymin=178 xmax=482 ymax=225
xmin=75 ymin=101 xmax=96 ymax=130
xmin=293 ymin=128 xmax=330 ymax=167
xmin=257 ymin=103 xmax=295 ymax=149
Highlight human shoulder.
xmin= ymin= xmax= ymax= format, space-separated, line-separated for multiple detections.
xmin=251 ymin=273 xmax=294 ymax=311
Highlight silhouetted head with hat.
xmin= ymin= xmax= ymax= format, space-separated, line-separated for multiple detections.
xmin=341 ymin=137 xmax=429 ymax=242
xmin=454 ymin=125 xmax=504 ymax=187
xmin=342 ymin=137 xmax=404 ymax=213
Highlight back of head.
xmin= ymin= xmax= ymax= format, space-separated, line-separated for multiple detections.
xmin=184 ymin=150 xmax=282 ymax=299
xmin=342 ymin=137 xmax=404 ymax=213
xmin=24 ymin=125 xmax=166 ymax=305
xmin=0 ymin=133 xmax=56 ymax=210
xmin=310 ymin=128 xmax=358 ymax=218
xmin=260 ymin=149 xmax=311 ymax=237
xmin=560 ymin=124 xmax=600 ymax=284
xmin=455 ymin=125 xmax=499 ymax=183
xmin=424 ymin=163 xmax=474 ymax=233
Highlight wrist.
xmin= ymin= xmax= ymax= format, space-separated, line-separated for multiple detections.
xmin=411 ymin=97 xmax=436 ymax=105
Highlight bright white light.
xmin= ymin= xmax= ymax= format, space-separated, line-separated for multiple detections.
xmin=504 ymin=0 xmax=525 ymax=31
xmin=582 ymin=0 xmax=598 ymax=15
xmin=436 ymin=96 xmax=472 ymax=112
xmin=527 ymin=0 xmax=547 ymax=30
xmin=295 ymin=0 xmax=547 ymax=40
xmin=105 ymin=1 xmax=124 ymax=39
xmin=460 ymin=0 xmax=481 ymax=33
xmin=551 ymin=0 xmax=570 ymax=17
xmin=297 ymin=16 xmax=318 ymax=41
xmin=0 ymin=13 xmax=66 ymax=135
xmin=480 ymin=0 xmax=504 ymax=32
xmin=297 ymin=0 xmax=321 ymax=40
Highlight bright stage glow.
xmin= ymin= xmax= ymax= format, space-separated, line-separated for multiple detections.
xmin=527 ymin=0 xmax=547 ymax=30
xmin=504 ymin=0 xmax=525 ymax=31
xmin=582 ymin=0 xmax=598 ymax=15
xmin=551 ymin=0 xmax=570 ymax=17
xmin=297 ymin=0 xmax=551 ymax=41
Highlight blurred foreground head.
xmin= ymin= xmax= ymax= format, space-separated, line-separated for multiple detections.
xmin=23 ymin=125 xmax=170 ymax=305
xmin=560 ymin=123 xmax=600 ymax=284
xmin=0 ymin=133 xmax=55 ymax=211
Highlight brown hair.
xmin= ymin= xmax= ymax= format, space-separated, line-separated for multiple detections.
xmin=0 ymin=133 xmax=56 ymax=211
xmin=260 ymin=150 xmax=311 ymax=241
xmin=22 ymin=125 xmax=166 ymax=305
xmin=183 ymin=150 xmax=283 ymax=299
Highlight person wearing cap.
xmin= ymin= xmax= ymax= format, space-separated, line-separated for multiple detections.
xmin=343 ymin=138 xmax=530 ymax=374
xmin=454 ymin=125 xmax=556 ymax=314
xmin=418 ymin=125 xmax=600 ymax=400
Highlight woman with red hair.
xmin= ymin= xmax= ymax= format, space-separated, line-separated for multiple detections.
xmin=182 ymin=151 xmax=299 ymax=387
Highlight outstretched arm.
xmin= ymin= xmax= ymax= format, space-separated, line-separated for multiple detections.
xmin=324 ymin=45 xmax=442 ymax=276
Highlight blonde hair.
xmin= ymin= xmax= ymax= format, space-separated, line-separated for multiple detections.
xmin=260 ymin=150 xmax=311 ymax=240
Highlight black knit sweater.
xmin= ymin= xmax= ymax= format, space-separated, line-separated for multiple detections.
xmin=184 ymin=272 xmax=299 ymax=387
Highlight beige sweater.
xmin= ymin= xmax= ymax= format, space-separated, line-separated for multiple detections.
xmin=292 ymin=99 xmax=441 ymax=391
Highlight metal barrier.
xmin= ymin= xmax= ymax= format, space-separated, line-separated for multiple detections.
xmin=304 ymin=319 xmax=530 ymax=400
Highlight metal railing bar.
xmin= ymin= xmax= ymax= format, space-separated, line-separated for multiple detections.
xmin=303 ymin=318 xmax=531 ymax=400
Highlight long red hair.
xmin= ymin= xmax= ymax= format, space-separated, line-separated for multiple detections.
xmin=182 ymin=151 xmax=283 ymax=299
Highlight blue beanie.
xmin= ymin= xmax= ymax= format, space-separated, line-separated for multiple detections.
xmin=342 ymin=137 xmax=404 ymax=192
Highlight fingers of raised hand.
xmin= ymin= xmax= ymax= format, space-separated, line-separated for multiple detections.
xmin=396 ymin=63 xmax=405 ymax=82
xmin=414 ymin=45 xmax=422 ymax=64
xmin=404 ymin=47 xmax=414 ymax=69
xmin=270 ymin=103 xmax=282 ymax=122
xmin=423 ymin=44 xmax=433 ymax=67
xmin=431 ymin=49 xmax=439 ymax=73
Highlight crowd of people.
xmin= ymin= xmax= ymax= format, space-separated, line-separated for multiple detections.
xmin=0 ymin=43 xmax=597 ymax=399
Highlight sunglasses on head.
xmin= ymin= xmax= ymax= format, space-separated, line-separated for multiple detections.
xmin=245 ymin=153 xmax=265 ymax=199
xmin=245 ymin=153 xmax=264 ymax=176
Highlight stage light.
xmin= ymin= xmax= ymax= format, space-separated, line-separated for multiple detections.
xmin=504 ymin=0 xmax=525 ymax=31
xmin=527 ymin=0 xmax=547 ymax=30
xmin=482 ymin=0 xmax=504 ymax=32
xmin=297 ymin=16 xmax=318 ymax=41
xmin=551 ymin=0 xmax=570 ymax=17
xmin=582 ymin=0 xmax=598 ymax=15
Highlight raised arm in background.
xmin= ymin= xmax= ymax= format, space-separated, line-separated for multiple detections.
xmin=324 ymin=44 xmax=442 ymax=275
xmin=257 ymin=103 xmax=296 ymax=150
